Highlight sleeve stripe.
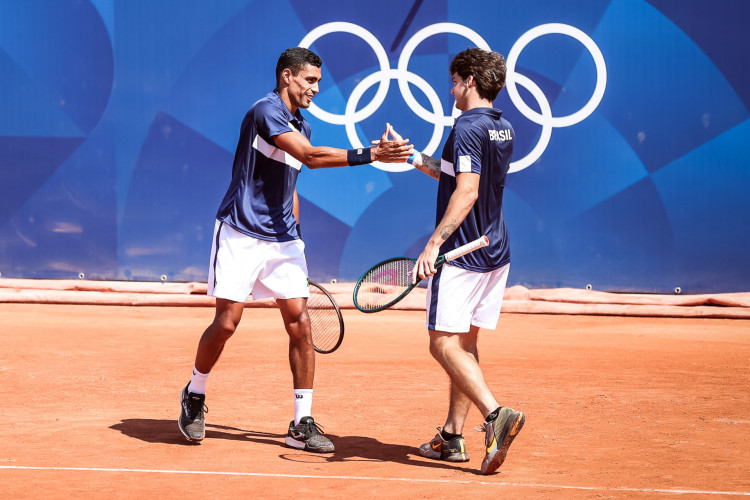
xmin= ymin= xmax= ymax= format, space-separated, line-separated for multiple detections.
xmin=458 ymin=155 xmax=472 ymax=173
xmin=252 ymin=134 xmax=302 ymax=171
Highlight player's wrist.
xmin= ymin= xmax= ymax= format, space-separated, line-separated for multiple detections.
xmin=347 ymin=147 xmax=372 ymax=166
xmin=407 ymin=150 xmax=422 ymax=165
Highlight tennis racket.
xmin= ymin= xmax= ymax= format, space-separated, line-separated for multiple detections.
xmin=352 ymin=235 xmax=490 ymax=313
xmin=307 ymin=280 xmax=345 ymax=354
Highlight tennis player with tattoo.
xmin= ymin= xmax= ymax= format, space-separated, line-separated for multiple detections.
xmin=178 ymin=47 xmax=411 ymax=452
xmin=393 ymin=47 xmax=524 ymax=474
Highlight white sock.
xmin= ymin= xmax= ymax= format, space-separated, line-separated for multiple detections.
xmin=188 ymin=365 xmax=209 ymax=395
xmin=294 ymin=389 xmax=313 ymax=425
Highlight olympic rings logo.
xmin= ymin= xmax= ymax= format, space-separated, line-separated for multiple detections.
xmin=299 ymin=22 xmax=606 ymax=173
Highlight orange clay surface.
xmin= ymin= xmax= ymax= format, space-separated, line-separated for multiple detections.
xmin=1 ymin=303 xmax=749 ymax=499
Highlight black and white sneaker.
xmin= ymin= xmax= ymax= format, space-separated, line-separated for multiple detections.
xmin=284 ymin=416 xmax=334 ymax=453
xmin=178 ymin=384 xmax=208 ymax=442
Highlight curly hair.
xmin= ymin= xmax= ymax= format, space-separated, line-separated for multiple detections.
xmin=449 ymin=48 xmax=507 ymax=102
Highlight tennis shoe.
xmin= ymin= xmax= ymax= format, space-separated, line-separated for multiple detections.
xmin=285 ymin=416 xmax=334 ymax=453
xmin=418 ymin=427 xmax=469 ymax=462
xmin=178 ymin=384 xmax=208 ymax=442
xmin=479 ymin=407 xmax=525 ymax=474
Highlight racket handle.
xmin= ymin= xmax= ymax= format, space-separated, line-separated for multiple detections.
xmin=441 ymin=235 xmax=490 ymax=263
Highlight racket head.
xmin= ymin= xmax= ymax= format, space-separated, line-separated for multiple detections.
xmin=307 ymin=280 xmax=344 ymax=354
xmin=352 ymin=257 xmax=418 ymax=313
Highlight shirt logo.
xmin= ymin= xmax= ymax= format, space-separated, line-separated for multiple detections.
xmin=488 ymin=129 xmax=512 ymax=142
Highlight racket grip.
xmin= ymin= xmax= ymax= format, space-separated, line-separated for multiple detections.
xmin=443 ymin=235 xmax=490 ymax=262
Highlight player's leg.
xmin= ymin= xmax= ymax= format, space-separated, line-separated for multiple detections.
xmin=429 ymin=327 xmax=524 ymax=473
xmin=277 ymin=297 xmax=315 ymax=390
xmin=418 ymin=376 xmax=475 ymax=462
xmin=429 ymin=328 xmax=498 ymax=417
xmin=277 ymin=296 xmax=333 ymax=453
xmin=179 ymin=299 xmax=244 ymax=443
xmin=253 ymin=241 xmax=315 ymax=392
xmin=421 ymin=263 xmax=523 ymax=471
xmin=438 ymin=329 xmax=479 ymax=461
xmin=194 ymin=299 xmax=245 ymax=373
xmin=254 ymin=240 xmax=334 ymax=453
xmin=179 ymin=220 xmax=256 ymax=443
xmin=444 ymin=327 xmax=480 ymax=435
xmin=425 ymin=266 xmax=499 ymax=417
xmin=468 ymin=263 xmax=525 ymax=474
xmin=418 ymin=326 xmax=489 ymax=462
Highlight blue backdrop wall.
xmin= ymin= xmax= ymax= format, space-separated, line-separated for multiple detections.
xmin=1 ymin=0 xmax=749 ymax=293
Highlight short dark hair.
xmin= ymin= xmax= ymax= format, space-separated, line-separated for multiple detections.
xmin=276 ymin=47 xmax=323 ymax=86
xmin=449 ymin=48 xmax=506 ymax=102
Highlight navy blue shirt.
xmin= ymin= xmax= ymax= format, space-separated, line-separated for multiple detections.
xmin=216 ymin=90 xmax=310 ymax=241
xmin=438 ymin=107 xmax=514 ymax=272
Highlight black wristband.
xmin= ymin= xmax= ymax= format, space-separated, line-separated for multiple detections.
xmin=347 ymin=147 xmax=372 ymax=166
xmin=295 ymin=223 xmax=302 ymax=238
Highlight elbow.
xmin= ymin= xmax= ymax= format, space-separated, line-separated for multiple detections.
xmin=304 ymin=154 xmax=320 ymax=168
xmin=463 ymin=189 xmax=479 ymax=206
xmin=303 ymin=150 xmax=327 ymax=169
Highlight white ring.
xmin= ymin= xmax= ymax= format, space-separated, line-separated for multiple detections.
xmin=397 ymin=23 xmax=491 ymax=126
xmin=508 ymin=73 xmax=553 ymax=173
xmin=298 ymin=22 xmax=391 ymax=126
xmin=345 ymin=69 xmax=445 ymax=173
xmin=506 ymin=23 xmax=607 ymax=128
xmin=298 ymin=22 xmax=606 ymax=173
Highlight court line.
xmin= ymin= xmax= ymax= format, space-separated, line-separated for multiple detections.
xmin=1 ymin=465 xmax=748 ymax=496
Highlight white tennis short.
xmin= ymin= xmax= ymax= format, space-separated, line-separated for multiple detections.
xmin=207 ymin=220 xmax=309 ymax=303
xmin=425 ymin=262 xmax=510 ymax=333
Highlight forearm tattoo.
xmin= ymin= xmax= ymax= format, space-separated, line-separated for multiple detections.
xmin=440 ymin=221 xmax=458 ymax=241
xmin=420 ymin=154 xmax=442 ymax=179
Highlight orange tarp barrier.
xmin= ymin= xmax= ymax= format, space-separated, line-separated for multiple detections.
xmin=1 ymin=279 xmax=748 ymax=318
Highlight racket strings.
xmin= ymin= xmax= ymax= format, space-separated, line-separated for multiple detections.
xmin=357 ymin=259 xmax=415 ymax=310
xmin=307 ymin=286 xmax=343 ymax=352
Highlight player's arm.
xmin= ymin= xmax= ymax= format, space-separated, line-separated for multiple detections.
xmin=409 ymin=152 xmax=442 ymax=179
xmin=412 ymin=172 xmax=479 ymax=282
xmin=293 ymin=189 xmax=300 ymax=223
xmin=273 ymin=124 xmax=412 ymax=169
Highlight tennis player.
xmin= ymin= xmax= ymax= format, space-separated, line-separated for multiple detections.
xmin=395 ymin=47 xmax=524 ymax=474
xmin=178 ymin=47 xmax=412 ymax=452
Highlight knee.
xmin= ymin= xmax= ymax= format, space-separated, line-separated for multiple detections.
xmin=428 ymin=333 xmax=459 ymax=363
xmin=285 ymin=311 xmax=311 ymax=343
xmin=429 ymin=338 xmax=444 ymax=361
xmin=212 ymin=317 xmax=238 ymax=341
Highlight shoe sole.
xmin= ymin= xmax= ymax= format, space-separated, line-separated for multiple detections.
xmin=481 ymin=411 xmax=525 ymax=474
xmin=285 ymin=435 xmax=334 ymax=453
xmin=442 ymin=452 xmax=470 ymax=463
xmin=178 ymin=387 xmax=204 ymax=443
xmin=419 ymin=442 xmax=470 ymax=462
xmin=418 ymin=447 xmax=442 ymax=460
xmin=178 ymin=420 xmax=204 ymax=443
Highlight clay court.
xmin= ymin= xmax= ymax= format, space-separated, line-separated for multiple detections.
xmin=2 ymin=289 xmax=749 ymax=498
